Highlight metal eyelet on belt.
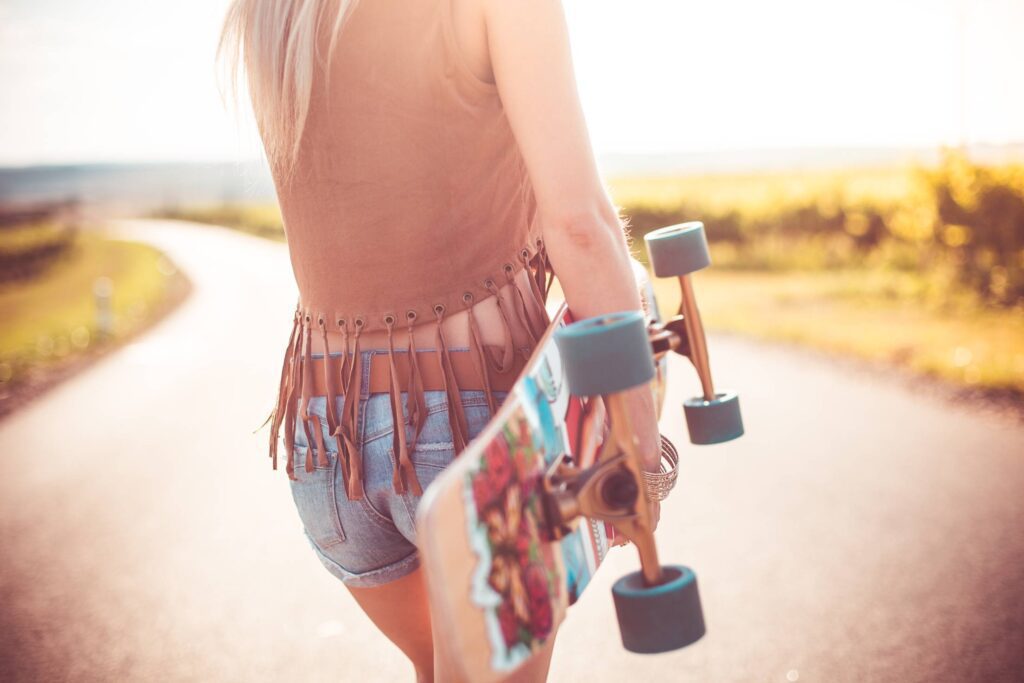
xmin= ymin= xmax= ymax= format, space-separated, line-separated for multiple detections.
xmin=484 ymin=278 xmax=496 ymax=289
xmin=503 ymin=263 xmax=514 ymax=274
xmin=383 ymin=314 xmax=395 ymax=326
xmin=354 ymin=317 xmax=365 ymax=329
xmin=462 ymin=291 xmax=474 ymax=304
xmin=520 ymin=247 xmax=531 ymax=260
xmin=406 ymin=310 xmax=418 ymax=322
xmin=433 ymin=303 xmax=446 ymax=316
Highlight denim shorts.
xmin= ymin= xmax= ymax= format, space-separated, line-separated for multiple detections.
xmin=288 ymin=348 xmax=508 ymax=589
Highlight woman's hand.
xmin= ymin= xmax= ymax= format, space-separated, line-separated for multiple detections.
xmin=609 ymin=382 xmax=662 ymax=547
xmin=624 ymin=382 xmax=661 ymax=475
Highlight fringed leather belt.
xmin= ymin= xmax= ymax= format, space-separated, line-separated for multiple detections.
xmin=265 ymin=239 xmax=554 ymax=502
xmin=304 ymin=348 xmax=528 ymax=397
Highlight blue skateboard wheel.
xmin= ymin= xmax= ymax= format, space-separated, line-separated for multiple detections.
xmin=555 ymin=310 xmax=655 ymax=397
xmin=683 ymin=391 xmax=744 ymax=444
xmin=644 ymin=222 xmax=711 ymax=278
xmin=612 ymin=564 xmax=706 ymax=653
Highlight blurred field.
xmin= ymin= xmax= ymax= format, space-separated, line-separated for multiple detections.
xmin=608 ymin=164 xmax=917 ymax=216
xmin=159 ymin=204 xmax=285 ymax=242
xmin=651 ymin=272 xmax=1024 ymax=399
xmin=0 ymin=213 xmax=189 ymax=413
xmin=154 ymin=152 xmax=1024 ymax=402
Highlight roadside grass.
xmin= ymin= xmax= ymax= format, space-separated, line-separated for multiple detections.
xmin=546 ymin=263 xmax=1022 ymax=401
xmin=646 ymin=269 xmax=1024 ymax=401
xmin=158 ymin=204 xmax=285 ymax=241
xmin=606 ymin=165 xmax=916 ymax=216
xmin=0 ymin=228 xmax=190 ymax=414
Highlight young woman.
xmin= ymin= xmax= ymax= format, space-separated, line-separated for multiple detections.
xmin=221 ymin=0 xmax=660 ymax=680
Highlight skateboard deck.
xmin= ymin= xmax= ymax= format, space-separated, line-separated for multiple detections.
xmin=416 ymin=268 xmax=665 ymax=679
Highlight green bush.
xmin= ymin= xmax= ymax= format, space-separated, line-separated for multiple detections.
xmin=158 ymin=205 xmax=285 ymax=241
xmin=925 ymin=154 xmax=1024 ymax=305
xmin=0 ymin=204 xmax=78 ymax=284
xmin=619 ymin=151 xmax=1024 ymax=306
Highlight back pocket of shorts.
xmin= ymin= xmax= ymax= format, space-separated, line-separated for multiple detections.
xmin=288 ymin=446 xmax=346 ymax=546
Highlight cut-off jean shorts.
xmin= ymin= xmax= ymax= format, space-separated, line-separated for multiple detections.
xmin=289 ymin=348 xmax=509 ymax=589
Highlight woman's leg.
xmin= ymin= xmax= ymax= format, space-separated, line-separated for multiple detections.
xmin=348 ymin=564 xmax=551 ymax=683
xmin=340 ymin=387 xmax=560 ymax=683
xmin=506 ymin=633 xmax=557 ymax=683
xmin=426 ymin=600 xmax=557 ymax=683
xmin=346 ymin=566 xmax=435 ymax=682
xmin=418 ymin=388 xmax=559 ymax=682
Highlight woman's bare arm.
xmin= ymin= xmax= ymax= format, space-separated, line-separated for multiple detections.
xmin=481 ymin=0 xmax=660 ymax=474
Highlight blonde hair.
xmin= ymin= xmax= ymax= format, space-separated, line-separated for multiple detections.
xmin=219 ymin=0 xmax=361 ymax=182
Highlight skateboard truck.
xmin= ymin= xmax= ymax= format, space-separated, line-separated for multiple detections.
xmin=545 ymin=447 xmax=664 ymax=585
xmin=645 ymin=222 xmax=744 ymax=445
xmin=553 ymin=309 xmax=706 ymax=653
xmin=545 ymin=221 xmax=745 ymax=653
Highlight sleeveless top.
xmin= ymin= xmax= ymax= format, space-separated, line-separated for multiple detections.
xmin=264 ymin=0 xmax=552 ymax=492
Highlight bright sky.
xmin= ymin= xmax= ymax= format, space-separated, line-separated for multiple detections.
xmin=1 ymin=0 xmax=1022 ymax=165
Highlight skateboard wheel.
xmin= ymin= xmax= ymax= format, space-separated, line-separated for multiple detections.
xmin=644 ymin=222 xmax=711 ymax=278
xmin=612 ymin=564 xmax=705 ymax=653
xmin=683 ymin=391 xmax=743 ymax=444
xmin=555 ymin=310 xmax=656 ymax=397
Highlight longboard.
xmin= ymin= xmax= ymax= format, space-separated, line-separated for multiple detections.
xmin=415 ymin=265 xmax=665 ymax=680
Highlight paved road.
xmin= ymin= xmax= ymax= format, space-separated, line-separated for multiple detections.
xmin=1 ymin=219 xmax=1021 ymax=682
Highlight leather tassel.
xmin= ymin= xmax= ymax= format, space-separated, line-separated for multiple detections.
xmin=507 ymin=263 xmax=540 ymax=348
xmin=340 ymin=321 xmax=365 ymax=500
xmin=385 ymin=317 xmax=422 ymax=496
xmin=331 ymin=321 xmax=353 ymax=488
xmin=463 ymin=292 xmax=497 ymax=417
xmin=523 ymin=249 xmax=550 ymax=331
xmin=298 ymin=315 xmax=319 ymax=474
xmin=282 ymin=313 xmax=308 ymax=480
xmin=482 ymin=279 xmax=516 ymax=374
xmin=269 ymin=305 xmax=302 ymax=473
xmin=405 ymin=312 xmax=428 ymax=454
xmin=433 ymin=305 xmax=470 ymax=452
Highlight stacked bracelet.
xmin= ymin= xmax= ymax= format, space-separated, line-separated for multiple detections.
xmin=641 ymin=434 xmax=679 ymax=502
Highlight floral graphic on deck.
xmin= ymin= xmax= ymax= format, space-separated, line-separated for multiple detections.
xmin=464 ymin=401 xmax=559 ymax=669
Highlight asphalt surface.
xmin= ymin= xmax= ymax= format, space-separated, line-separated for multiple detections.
xmin=1 ymin=219 xmax=1021 ymax=683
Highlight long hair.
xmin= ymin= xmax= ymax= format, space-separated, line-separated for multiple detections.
xmin=219 ymin=0 xmax=361 ymax=182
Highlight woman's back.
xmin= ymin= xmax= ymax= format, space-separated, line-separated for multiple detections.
xmin=277 ymin=0 xmax=547 ymax=340
xmin=266 ymin=0 xmax=553 ymax=481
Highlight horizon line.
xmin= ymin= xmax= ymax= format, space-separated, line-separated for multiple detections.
xmin=2 ymin=141 xmax=1024 ymax=172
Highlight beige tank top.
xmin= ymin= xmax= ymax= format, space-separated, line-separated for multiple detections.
xmin=264 ymin=0 xmax=552 ymax=490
